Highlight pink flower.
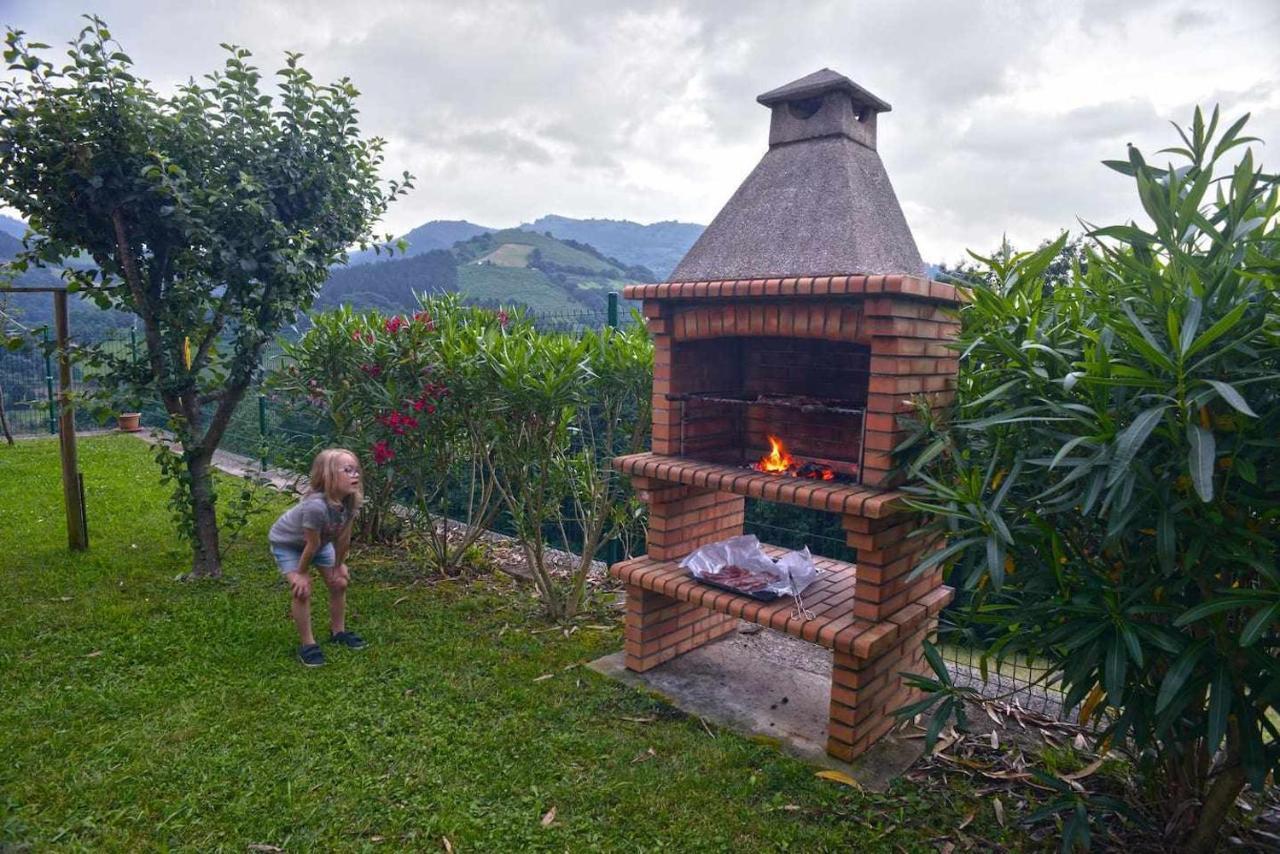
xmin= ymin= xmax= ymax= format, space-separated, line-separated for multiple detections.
xmin=385 ymin=316 xmax=406 ymax=334
xmin=372 ymin=440 xmax=395 ymax=465
xmin=360 ymin=363 xmax=382 ymax=378
xmin=413 ymin=311 xmax=435 ymax=330
xmin=411 ymin=398 xmax=426 ymax=412
xmin=351 ymin=330 xmax=363 ymax=342
xmin=497 ymin=310 xmax=509 ymax=328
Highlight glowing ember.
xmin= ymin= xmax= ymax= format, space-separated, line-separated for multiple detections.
xmin=750 ymin=435 xmax=837 ymax=480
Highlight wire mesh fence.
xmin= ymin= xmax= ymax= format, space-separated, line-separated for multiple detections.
xmin=1 ymin=293 xmax=1070 ymax=719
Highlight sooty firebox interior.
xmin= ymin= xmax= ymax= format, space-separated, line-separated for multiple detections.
xmin=667 ymin=336 xmax=870 ymax=480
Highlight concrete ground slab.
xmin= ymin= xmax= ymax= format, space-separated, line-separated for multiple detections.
xmin=588 ymin=623 xmax=925 ymax=792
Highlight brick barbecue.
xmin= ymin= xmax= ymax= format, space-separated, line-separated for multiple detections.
xmin=609 ymin=69 xmax=962 ymax=762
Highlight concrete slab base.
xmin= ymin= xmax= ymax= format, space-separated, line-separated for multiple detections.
xmin=588 ymin=622 xmax=925 ymax=792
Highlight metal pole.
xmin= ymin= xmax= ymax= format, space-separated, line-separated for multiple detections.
xmin=43 ymin=326 xmax=56 ymax=434
xmin=607 ymin=292 xmax=618 ymax=329
xmin=130 ymin=326 xmax=138 ymax=363
xmin=258 ymin=393 xmax=268 ymax=470
xmin=54 ymin=290 xmax=87 ymax=551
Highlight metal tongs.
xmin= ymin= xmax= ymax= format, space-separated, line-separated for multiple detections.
xmin=787 ymin=565 xmax=815 ymax=621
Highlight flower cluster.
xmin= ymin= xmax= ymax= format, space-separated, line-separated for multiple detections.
xmin=377 ymin=410 xmax=420 ymax=435
xmin=496 ymin=310 xmax=510 ymax=328
xmin=350 ymin=330 xmax=375 ymax=344
xmin=384 ymin=315 xmax=406 ymax=335
xmin=371 ymin=439 xmax=395 ymax=465
xmin=359 ymin=363 xmax=382 ymax=378
xmin=413 ymin=310 xmax=435 ymax=331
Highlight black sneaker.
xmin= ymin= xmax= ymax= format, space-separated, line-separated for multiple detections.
xmin=298 ymin=643 xmax=326 ymax=667
xmin=329 ymin=630 xmax=367 ymax=650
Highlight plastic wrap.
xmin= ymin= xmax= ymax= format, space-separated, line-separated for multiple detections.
xmin=679 ymin=534 xmax=821 ymax=601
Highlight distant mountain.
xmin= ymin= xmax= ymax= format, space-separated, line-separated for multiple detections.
xmin=519 ymin=215 xmax=703 ymax=281
xmin=316 ymin=249 xmax=459 ymax=311
xmin=0 ymin=215 xmax=27 ymax=240
xmin=347 ymin=219 xmax=495 ymax=266
xmin=318 ymin=227 xmax=655 ymax=316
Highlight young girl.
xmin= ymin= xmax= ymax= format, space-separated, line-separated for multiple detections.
xmin=269 ymin=448 xmax=366 ymax=666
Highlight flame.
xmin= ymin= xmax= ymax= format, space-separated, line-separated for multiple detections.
xmin=751 ymin=435 xmax=839 ymax=480
xmin=756 ymin=435 xmax=794 ymax=473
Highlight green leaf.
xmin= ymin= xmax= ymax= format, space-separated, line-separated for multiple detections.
xmin=1207 ymin=669 xmax=1231 ymax=752
xmin=1105 ymin=635 xmax=1127 ymax=703
xmin=1203 ymin=379 xmax=1258 ymax=418
xmin=1185 ymin=300 xmax=1247 ymax=359
xmin=1156 ymin=639 xmax=1207 ymax=713
xmin=1107 ymin=405 xmax=1167 ymax=487
xmin=1240 ymin=602 xmax=1279 ymax=647
xmin=1187 ymin=423 xmax=1215 ymax=502
xmin=1178 ymin=298 xmax=1202 ymax=355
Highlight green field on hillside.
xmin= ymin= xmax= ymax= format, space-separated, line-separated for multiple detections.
xmin=456 ymin=265 xmax=584 ymax=313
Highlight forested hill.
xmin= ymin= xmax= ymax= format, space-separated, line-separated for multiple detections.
xmin=520 ymin=215 xmax=704 ymax=281
xmin=317 ymin=227 xmax=657 ymax=315
xmin=346 ymin=219 xmax=494 ymax=265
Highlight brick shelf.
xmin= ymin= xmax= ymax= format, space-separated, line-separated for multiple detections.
xmin=613 ymin=452 xmax=905 ymax=518
xmin=613 ymin=544 xmax=951 ymax=662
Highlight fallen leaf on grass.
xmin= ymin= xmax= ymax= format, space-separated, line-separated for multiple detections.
xmin=392 ymin=596 xmax=409 ymax=606
xmin=992 ymin=797 xmax=1005 ymax=827
xmin=631 ymin=747 xmax=656 ymax=763
xmin=584 ymin=625 xmax=614 ymax=631
xmin=618 ymin=716 xmax=656 ymax=724
xmin=1063 ymin=755 xmax=1106 ymax=782
xmin=247 ymin=846 xmax=284 ymax=853
xmin=540 ymin=806 xmax=556 ymax=826
xmin=815 ymin=770 xmax=863 ymax=791
xmin=442 ymin=837 xmax=453 ymax=853
xmin=958 ymin=808 xmax=976 ymax=830
xmin=990 ymin=731 xmax=999 ymax=750
xmin=532 ymin=673 xmax=553 ymax=682
xmin=86 ymin=650 xmax=103 ymax=658
xmin=369 ymin=836 xmax=384 ymax=843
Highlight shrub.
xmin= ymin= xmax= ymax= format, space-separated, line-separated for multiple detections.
xmin=900 ymin=109 xmax=1279 ymax=850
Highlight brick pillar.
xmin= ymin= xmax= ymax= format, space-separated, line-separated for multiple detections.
xmin=861 ymin=294 xmax=959 ymax=489
xmin=638 ymin=478 xmax=745 ymax=562
xmin=827 ymin=617 xmax=936 ymax=761
xmin=844 ymin=512 xmax=943 ymax=621
xmin=624 ymin=585 xmax=738 ymax=672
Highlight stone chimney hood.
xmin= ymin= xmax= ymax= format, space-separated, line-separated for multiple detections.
xmin=670 ymin=68 xmax=925 ymax=282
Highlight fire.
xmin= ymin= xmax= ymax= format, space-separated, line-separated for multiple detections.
xmin=757 ymin=435 xmax=793 ymax=473
xmin=750 ymin=435 xmax=837 ymax=480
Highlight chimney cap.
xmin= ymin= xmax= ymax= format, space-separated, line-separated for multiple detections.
xmin=756 ymin=68 xmax=891 ymax=113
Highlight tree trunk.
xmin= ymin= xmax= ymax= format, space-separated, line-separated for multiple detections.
xmin=187 ymin=452 xmax=223 ymax=578
xmin=1184 ymin=764 xmax=1246 ymax=853
xmin=0 ymin=381 xmax=13 ymax=445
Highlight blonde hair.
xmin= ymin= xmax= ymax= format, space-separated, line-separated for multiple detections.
xmin=307 ymin=448 xmax=364 ymax=512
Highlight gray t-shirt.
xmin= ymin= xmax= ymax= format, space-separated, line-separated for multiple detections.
xmin=269 ymin=494 xmax=354 ymax=549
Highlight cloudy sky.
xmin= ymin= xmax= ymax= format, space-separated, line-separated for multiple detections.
xmin=4 ymin=0 xmax=1278 ymax=264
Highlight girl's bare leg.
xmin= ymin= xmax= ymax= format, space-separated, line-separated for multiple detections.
xmin=322 ymin=565 xmax=349 ymax=635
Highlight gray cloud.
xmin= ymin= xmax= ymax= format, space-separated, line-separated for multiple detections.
xmin=3 ymin=0 xmax=1278 ymax=262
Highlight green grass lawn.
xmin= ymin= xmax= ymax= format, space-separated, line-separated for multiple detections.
xmin=0 ymin=436 xmax=1020 ymax=851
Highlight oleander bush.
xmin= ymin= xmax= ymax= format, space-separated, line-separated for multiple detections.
xmin=899 ymin=109 xmax=1279 ymax=850
xmin=270 ymin=295 xmax=652 ymax=616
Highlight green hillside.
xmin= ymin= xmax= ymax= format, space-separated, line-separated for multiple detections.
xmin=447 ymin=229 xmax=652 ymax=314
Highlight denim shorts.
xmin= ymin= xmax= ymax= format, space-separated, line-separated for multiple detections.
xmin=270 ymin=542 xmax=336 ymax=575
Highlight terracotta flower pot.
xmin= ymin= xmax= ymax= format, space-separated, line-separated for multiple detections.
xmin=117 ymin=412 xmax=142 ymax=433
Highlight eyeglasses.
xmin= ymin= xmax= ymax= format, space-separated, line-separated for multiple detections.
xmin=340 ymin=466 xmax=360 ymax=476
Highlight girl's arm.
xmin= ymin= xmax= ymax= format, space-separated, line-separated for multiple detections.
xmin=296 ymin=527 xmax=321 ymax=576
xmin=334 ymin=519 xmax=353 ymax=568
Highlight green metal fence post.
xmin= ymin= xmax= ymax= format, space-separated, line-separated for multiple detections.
xmin=43 ymin=327 xmax=56 ymax=435
xmin=258 ymin=393 xmax=268 ymax=470
xmin=607 ymin=292 xmax=618 ymax=329
xmin=129 ymin=327 xmax=138 ymax=363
